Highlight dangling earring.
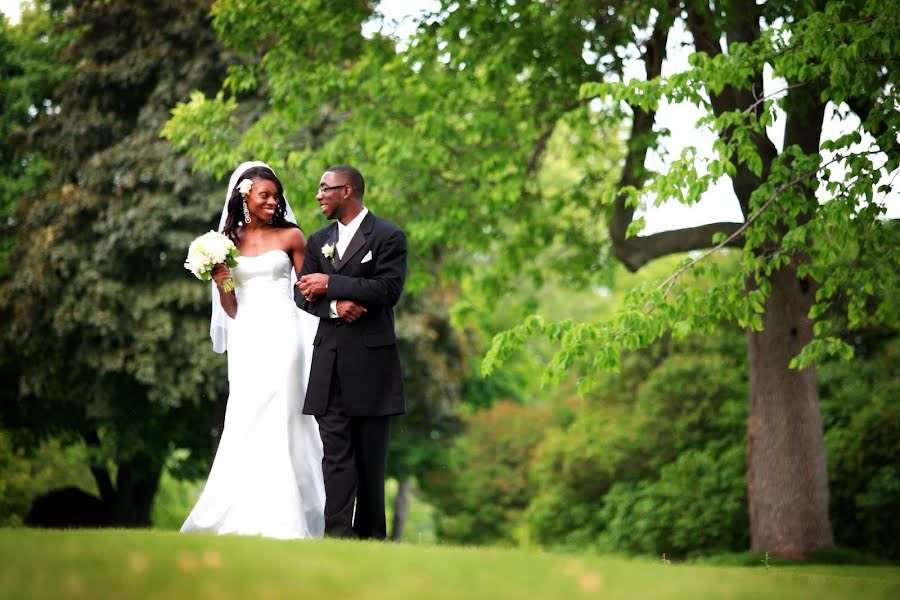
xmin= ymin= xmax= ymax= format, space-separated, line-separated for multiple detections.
xmin=242 ymin=200 xmax=251 ymax=224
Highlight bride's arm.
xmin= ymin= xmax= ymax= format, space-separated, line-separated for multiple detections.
xmin=211 ymin=263 xmax=237 ymax=318
xmin=286 ymin=227 xmax=306 ymax=279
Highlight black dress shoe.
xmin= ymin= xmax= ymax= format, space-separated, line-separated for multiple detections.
xmin=325 ymin=523 xmax=357 ymax=539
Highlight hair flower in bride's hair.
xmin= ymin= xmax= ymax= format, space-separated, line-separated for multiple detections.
xmin=237 ymin=178 xmax=253 ymax=197
xmin=321 ymin=242 xmax=336 ymax=260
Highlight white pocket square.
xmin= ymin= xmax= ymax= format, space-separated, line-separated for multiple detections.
xmin=361 ymin=250 xmax=373 ymax=263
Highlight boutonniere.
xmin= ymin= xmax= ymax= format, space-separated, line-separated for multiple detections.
xmin=322 ymin=242 xmax=336 ymax=261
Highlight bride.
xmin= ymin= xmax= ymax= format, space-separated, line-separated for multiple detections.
xmin=181 ymin=161 xmax=325 ymax=539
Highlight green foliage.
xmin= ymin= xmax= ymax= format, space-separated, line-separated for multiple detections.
xmin=820 ymin=333 xmax=900 ymax=559
xmin=450 ymin=320 xmax=900 ymax=560
xmin=489 ymin=1 xmax=899 ymax=380
xmin=150 ymin=451 xmax=203 ymax=530
xmin=467 ymin=3 xmax=897 ymax=558
xmin=423 ymin=401 xmax=556 ymax=545
xmin=526 ymin=332 xmax=748 ymax=553
xmin=0 ymin=431 xmax=97 ymax=526
xmin=0 ymin=0 xmax=237 ymax=522
xmin=0 ymin=3 xmax=74 ymax=277
xmin=163 ymin=1 xmax=628 ymax=300
xmin=596 ymin=446 xmax=748 ymax=558
xmin=483 ymin=255 xmax=745 ymax=393
xmin=384 ymin=478 xmax=437 ymax=544
xmin=390 ymin=291 xmax=466 ymax=483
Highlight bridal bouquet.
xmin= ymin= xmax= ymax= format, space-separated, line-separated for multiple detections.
xmin=184 ymin=231 xmax=240 ymax=293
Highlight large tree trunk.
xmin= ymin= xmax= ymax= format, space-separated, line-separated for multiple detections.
xmin=746 ymin=261 xmax=834 ymax=559
xmin=90 ymin=450 xmax=164 ymax=527
xmin=121 ymin=453 xmax=164 ymax=526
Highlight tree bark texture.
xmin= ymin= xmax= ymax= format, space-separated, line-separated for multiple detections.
xmin=391 ymin=478 xmax=412 ymax=542
xmin=746 ymin=261 xmax=834 ymax=558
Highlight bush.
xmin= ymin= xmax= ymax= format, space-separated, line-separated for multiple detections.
xmin=525 ymin=333 xmax=748 ymax=554
xmin=596 ymin=445 xmax=748 ymax=558
xmin=524 ymin=407 xmax=648 ymax=547
xmin=151 ymin=468 xmax=203 ymax=530
xmin=424 ymin=400 xmax=553 ymax=545
xmin=820 ymin=334 xmax=900 ymax=559
xmin=433 ymin=324 xmax=898 ymax=560
xmin=0 ymin=431 xmax=97 ymax=526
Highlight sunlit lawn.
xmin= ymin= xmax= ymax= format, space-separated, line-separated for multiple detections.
xmin=0 ymin=528 xmax=898 ymax=599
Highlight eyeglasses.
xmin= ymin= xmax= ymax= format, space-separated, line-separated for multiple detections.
xmin=318 ymin=184 xmax=350 ymax=194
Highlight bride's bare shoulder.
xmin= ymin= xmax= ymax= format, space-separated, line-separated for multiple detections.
xmin=276 ymin=226 xmax=305 ymax=256
xmin=279 ymin=226 xmax=304 ymax=244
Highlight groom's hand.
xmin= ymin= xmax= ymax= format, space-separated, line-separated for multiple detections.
xmin=336 ymin=300 xmax=367 ymax=323
xmin=298 ymin=273 xmax=329 ymax=302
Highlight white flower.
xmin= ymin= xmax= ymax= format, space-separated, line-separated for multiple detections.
xmin=184 ymin=230 xmax=240 ymax=292
xmin=322 ymin=242 xmax=336 ymax=259
xmin=237 ymin=178 xmax=253 ymax=197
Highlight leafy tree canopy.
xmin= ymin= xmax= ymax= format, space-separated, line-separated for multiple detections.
xmin=1 ymin=0 xmax=236 ymax=523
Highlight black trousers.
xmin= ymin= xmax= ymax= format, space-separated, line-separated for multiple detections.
xmin=316 ymin=369 xmax=391 ymax=540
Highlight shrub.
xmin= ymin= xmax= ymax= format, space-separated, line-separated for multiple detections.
xmin=821 ymin=334 xmax=900 ymax=559
xmin=525 ymin=334 xmax=748 ymax=554
xmin=596 ymin=445 xmax=748 ymax=557
xmin=424 ymin=401 xmax=553 ymax=545
xmin=0 ymin=432 xmax=96 ymax=526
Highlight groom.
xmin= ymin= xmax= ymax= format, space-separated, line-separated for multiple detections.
xmin=295 ymin=165 xmax=407 ymax=540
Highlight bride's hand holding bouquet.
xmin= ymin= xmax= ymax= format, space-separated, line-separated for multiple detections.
xmin=210 ymin=262 xmax=235 ymax=292
xmin=184 ymin=231 xmax=240 ymax=293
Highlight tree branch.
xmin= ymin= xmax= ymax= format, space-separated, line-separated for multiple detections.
xmin=682 ymin=2 xmax=777 ymax=218
xmin=657 ymin=154 xmax=849 ymax=296
xmin=845 ymin=96 xmax=899 ymax=161
xmin=608 ymin=9 xmax=674 ymax=245
xmin=781 ymin=83 xmax=827 ymax=229
xmin=743 ymin=81 xmax=810 ymax=116
xmin=525 ymin=122 xmax=558 ymax=179
xmin=614 ymin=221 xmax=744 ymax=272
xmin=521 ymin=96 xmax=593 ymax=198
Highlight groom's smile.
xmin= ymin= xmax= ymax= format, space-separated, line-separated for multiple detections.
xmin=317 ymin=176 xmax=352 ymax=221
xmin=318 ymin=198 xmax=334 ymax=220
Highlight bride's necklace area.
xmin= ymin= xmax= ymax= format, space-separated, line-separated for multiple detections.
xmin=237 ymin=224 xmax=282 ymax=258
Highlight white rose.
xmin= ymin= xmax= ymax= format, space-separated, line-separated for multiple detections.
xmin=184 ymin=231 xmax=238 ymax=282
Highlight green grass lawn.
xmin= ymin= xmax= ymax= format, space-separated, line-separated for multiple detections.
xmin=0 ymin=529 xmax=897 ymax=599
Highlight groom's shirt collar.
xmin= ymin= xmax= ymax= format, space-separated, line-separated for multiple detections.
xmin=336 ymin=207 xmax=368 ymax=257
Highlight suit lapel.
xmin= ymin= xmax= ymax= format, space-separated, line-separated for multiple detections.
xmin=334 ymin=212 xmax=375 ymax=272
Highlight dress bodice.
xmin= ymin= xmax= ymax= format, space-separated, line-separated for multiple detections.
xmin=232 ymin=249 xmax=295 ymax=318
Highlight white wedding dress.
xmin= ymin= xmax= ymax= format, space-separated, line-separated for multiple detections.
xmin=181 ymin=249 xmax=325 ymax=539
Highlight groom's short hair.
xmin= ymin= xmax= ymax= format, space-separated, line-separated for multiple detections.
xmin=326 ymin=165 xmax=365 ymax=200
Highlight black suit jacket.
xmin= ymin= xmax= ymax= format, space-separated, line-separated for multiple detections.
xmin=295 ymin=211 xmax=407 ymax=417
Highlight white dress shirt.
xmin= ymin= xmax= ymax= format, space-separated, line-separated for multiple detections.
xmin=329 ymin=208 xmax=369 ymax=318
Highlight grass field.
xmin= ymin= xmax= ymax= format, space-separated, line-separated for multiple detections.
xmin=0 ymin=529 xmax=897 ymax=599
